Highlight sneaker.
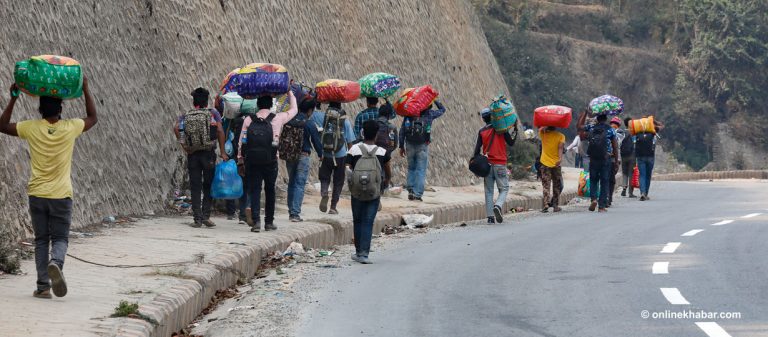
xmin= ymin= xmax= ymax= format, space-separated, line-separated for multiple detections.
xmin=553 ymin=206 xmax=562 ymax=213
xmin=47 ymin=263 xmax=67 ymax=297
xmin=408 ymin=194 xmax=415 ymax=201
xmin=32 ymin=289 xmax=52 ymax=299
xmin=190 ymin=221 xmax=203 ymax=228
xmin=238 ymin=218 xmax=246 ymax=225
xmin=328 ymin=209 xmax=338 ymax=215
xmin=645 ymin=195 xmax=651 ymax=200
xmin=357 ymin=256 xmax=372 ymax=264
xmin=589 ymin=200 xmax=597 ymax=212
xmin=320 ymin=196 xmax=329 ymax=213
xmin=598 ymin=208 xmax=608 ymax=213
xmin=413 ymin=197 xmax=423 ymax=202
xmin=227 ymin=215 xmax=236 ymax=221
xmin=264 ymin=223 xmax=277 ymax=231
xmin=629 ymin=194 xmax=638 ymax=198
xmin=250 ymin=222 xmax=261 ymax=232
xmin=493 ymin=205 xmax=503 ymax=223
xmin=487 ymin=216 xmax=495 ymax=224
xmin=606 ymin=203 xmax=611 ymax=208
xmin=640 ymin=195 xmax=647 ymax=201
xmin=621 ymin=188 xmax=627 ymax=197
xmin=541 ymin=208 xmax=549 ymax=213
xmin=351 ymin=254 xmax=361 ymax=263
xmin=289 ymin=215 xmax=303 ymax=222
xmin=202 ymin=219 xmax=216 ymax=228
xmin=245 ymin=208 xmax=254 ymax=226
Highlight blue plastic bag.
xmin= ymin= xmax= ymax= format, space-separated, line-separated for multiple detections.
xmin=224 ymin=131 xmax=235 ymax=157
xmin=211 ymin=160 xmax=243 ymax=199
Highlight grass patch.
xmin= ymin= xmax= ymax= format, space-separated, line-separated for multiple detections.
xmin=111 ymin=300 xmax=158 ymax=325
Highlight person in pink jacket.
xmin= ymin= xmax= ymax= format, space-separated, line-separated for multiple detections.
xmin=237 ymin=91 xmax=297 ymax=232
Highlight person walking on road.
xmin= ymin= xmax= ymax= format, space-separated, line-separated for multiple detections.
xmin=577 ymin=110 xmax=618 ymax=213
xmin=281 ymin=97 xmax=323 ymax=222
xmin=635 ymin=117 xmax=664 ymax=201
xmin=607 ymin=117 xmax=626 ymax=207
xmin=473 ymin=108 xmax=516 ymax=223
xmin=399 ymin=100 xmax=446 ymax=201
xmin=354 ymin=97 xmax=381 ymax=140
xmin=238 ymin=92 xmax=298 ymax=232
xmin=620 ymin=117 xmax=637 ymax=198
xmin=539 ymin=126 xmax=565 ymax=213
xmin=313 ymin=101 xmax=356 ymax=215
xmin=0 ymin=78 xmax=98 ymax=298
xmin=175 ymin=88 xmax=228 ymax=228
xmin=346 ymin=120 xmax=392 ymax=264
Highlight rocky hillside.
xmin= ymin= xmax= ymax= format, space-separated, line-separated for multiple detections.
xmin=475 ymin=0 xmax=768 ymax=171
xmin=0 ymin=0 xmax=508 ymax=240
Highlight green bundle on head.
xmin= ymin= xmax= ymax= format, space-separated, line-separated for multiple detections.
xmin=359 ymin=72 xmax=401 ymax=98
xmin=14 ymin=55 xmax=83 ymax=100
xmin=489 ymin=95 xmax=518 ymax=133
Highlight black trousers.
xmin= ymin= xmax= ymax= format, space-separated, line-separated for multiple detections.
xmin=247 ymin=160 xmax=279 ymax=225
xmin=319 ymin=156 xmax=346 ymax=208
xmin=188 ymin=150 xmax=215 ymax=222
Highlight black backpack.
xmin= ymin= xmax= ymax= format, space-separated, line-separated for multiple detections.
xmin=635 ymin=132 xmax=656 ymax=157
xmin=374 ymin=117 xmax=397 ymax=153
xmin=404 ymin=116 xmax=429 ymax=144
xmin=620 ymin=133 xmax=635 ymax=158
xmin=321 ymin=108 xmax=347 ymax=153
xmin=587 ymin=124 xmax=609 ymax=161
xmin=245 ymin=114 xmax=276 ymax=165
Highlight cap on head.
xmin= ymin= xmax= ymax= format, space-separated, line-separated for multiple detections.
xmin=610 ymin=117 xmax=621 ymax=126
xmin=480 ymin=108 xmax=491 ymax=118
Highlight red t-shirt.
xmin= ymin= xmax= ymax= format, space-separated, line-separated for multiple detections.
xmin=479 ymin=128 xmax=508 ymax=165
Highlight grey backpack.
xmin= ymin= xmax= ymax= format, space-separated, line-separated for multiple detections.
xmin=349 ymin=145 xmax=382 ymax=201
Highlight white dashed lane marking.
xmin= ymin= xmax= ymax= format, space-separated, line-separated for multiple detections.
xmin=711 ymin=220 xmax=734 ymax=226
xmin=681 ymin=229 xmax=704 ymax=237
xmin=652 ymin=262 xmax=669 ymax=274
xmin=660 ymin=288 xmax=690 ymax=305
xmin=741 ymin=213 xmax=762 ymax=219
xmin=660 ymin=242 xmax=681 ymax=254
xmin=696 ymin=322 xmax=733 ymax=337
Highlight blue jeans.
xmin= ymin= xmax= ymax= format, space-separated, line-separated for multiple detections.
xmin=286 ymin=154 xmax=312 ymax=216
xmin=589 ymin=160 xmax=611 ymax=208
xmin=637 ymin=156 xmax=655 ymax=196
xmin=351 ymin=197 xmax=380 ymax=258
xmin=29 ymin=196 xmax=72 ymax=291
xmin=484 ymin=164 xmax=509 ymax=217
xmin=405 ymin=142 xmax=429 ymax=198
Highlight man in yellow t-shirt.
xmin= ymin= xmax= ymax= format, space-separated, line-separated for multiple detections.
xmin=539 ymin=127 xmax=565 ymax=212
xmin=0 ymin=78 xmax=98 ymax=299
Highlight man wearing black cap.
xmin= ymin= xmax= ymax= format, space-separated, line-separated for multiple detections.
xmin=174 ymin=87 xmax=227 ymax=228
xmin=0 ymin=77 xmax=98 ymax=299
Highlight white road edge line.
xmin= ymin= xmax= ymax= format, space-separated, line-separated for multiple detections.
xmin=661 ymin=242 xmax=681 ymax=254
xmin=660 ymin=288 xmax=690 ymax=305
xmin=741 ymin=213 xmax=762 ymax=219
xmin=696 ymin=322 xmax=733 ymax=337
xmin=652 ymin=262 xmax=669 ymax=274
xmin=681 ymin=229 xmax=705 ymax=237
xmin=711 ymin=220 xmax=734 ymax=226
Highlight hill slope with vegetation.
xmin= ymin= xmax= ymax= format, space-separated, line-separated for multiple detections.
xmin=474 ymin=0 xmax=768 ymax=170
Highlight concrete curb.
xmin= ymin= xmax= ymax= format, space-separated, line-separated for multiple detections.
xmin=655 ymin=170 xmax=768 ymax=181
xmin=114 ymin=188 xmax=582 ymax=336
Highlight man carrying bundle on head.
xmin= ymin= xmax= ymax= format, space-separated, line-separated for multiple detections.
xmin=577 ymin=110 xmax=619 ymax=213
xmin=1 ymin=75 xmax=98 ymax=299
xmin=473 ymin=108 xmax=517 ymax=224
xmin=238 ymin=91 xmax=298 ymax=232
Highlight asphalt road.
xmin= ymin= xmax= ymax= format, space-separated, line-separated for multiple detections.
xmin=296 ymin=181 xmax=768 ymax=337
